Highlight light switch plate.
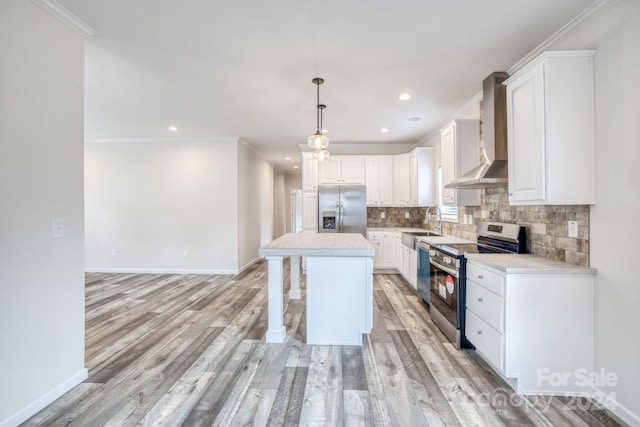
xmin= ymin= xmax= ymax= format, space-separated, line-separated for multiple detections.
xmin=51 ymin=218 xmax=64 ymax=239
xmin=568 ymin=221 xmax=578 ymax=238
xmin=404 ymin=212 xmax=410 ymax=219
xmin=381 ymin=212 xmax=385 ymax=219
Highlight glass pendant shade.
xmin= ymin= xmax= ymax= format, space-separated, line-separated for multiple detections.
xmin=312 ymin=149 xmax=330 ymax=161
xmin=307 ymin=132 xmax=329 ymax=150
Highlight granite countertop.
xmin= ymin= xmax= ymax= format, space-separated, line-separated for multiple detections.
xmin=465 ymin=253 xmax=597 ymax=275
xmin=366 ymin=227 xmax=475 ymax=245
xmin=417 ymin=235 xmax=475 ymax=245
xmin=367 ymin=227 xmax=431 ymax=233
xmin=259 ymin=233 xmax=375 ymax=257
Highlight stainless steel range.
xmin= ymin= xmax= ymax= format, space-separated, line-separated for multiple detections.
xmin=427 ymin=221 xmax=527 ymax=348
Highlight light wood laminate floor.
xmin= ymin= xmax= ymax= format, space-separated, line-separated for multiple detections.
xmin=23 ymin=260 xmax=621 ymax=426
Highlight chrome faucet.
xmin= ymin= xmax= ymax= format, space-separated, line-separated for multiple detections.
xmin=425 ymin=206 xmax=442 ymax=235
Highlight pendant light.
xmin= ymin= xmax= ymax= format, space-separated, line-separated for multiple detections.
xmin=307 ymin=77 xmax=330 ymax=157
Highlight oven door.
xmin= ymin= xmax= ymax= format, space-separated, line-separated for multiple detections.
xmin=429 ymin=258 xmax=459 ymax=329
xmin=416 ymin=242 xmax=431 ymax=305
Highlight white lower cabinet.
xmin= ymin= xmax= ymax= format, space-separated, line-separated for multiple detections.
xmin=367 ymin=231 xmax=396 ymax=269
xmin=381 ymin=232 xmax=396 ymax=268
xmin=465 ymin=257 xmax=595 ymax=394
xmin=394 ymin=233 xmax=403 ymax=271
xmin=401 ymin=246 xmax=417 ymax=290
xmin=368 ymin=234 xmax=383 ymax=267
xmin=466 ymin=310 xmax=504 ymax=371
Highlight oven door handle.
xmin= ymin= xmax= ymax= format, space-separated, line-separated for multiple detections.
xmin=430 ymin=259 xmax=459 ymax=278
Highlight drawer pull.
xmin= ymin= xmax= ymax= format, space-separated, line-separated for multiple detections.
xmin=478 ymin=275 xmax=484 ymax=279
xmin=477 ymin=297 xmax=483 ymax=302
xmin=477 ymin=330 xmax=483 ymax=335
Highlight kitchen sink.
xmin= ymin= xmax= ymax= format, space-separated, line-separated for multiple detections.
xmin=401 ymin=231 xmax=440 ymax=249
xmin=408 ymin=231 xmax=440 ymax=237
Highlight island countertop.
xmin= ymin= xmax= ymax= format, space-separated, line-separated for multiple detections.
xmin=259 ymin=233 xmax=375 ymax=257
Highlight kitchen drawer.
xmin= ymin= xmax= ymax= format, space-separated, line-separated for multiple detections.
xmin=466 ymin=263 xmax=504 ymax=296
xmin=466 ymin=310 xmax=504 ymax=371
xmin=466 ymin=282 xmax=504 ymax=333
xmin=367 ymin=232 xmax=382 ymax=240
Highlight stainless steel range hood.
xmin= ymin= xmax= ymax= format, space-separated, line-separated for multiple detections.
xmin=445 ymin=72 xmax=509 ymax=189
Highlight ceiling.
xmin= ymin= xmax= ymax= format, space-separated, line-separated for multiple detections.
xmin=55 ymin=0 xmax=597 ymax=172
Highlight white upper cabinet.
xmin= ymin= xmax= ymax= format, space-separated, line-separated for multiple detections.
xmin=410 ymin=148 xmax=437 ymax=206
xmin=301 ymin=152 xmax=318 ymax=191
xmin=393 ymin=149 xmax=437 ymax=207
xmin=505 ymin=51 xmax=595 ymax=205
xmin=318 ymin=155 xmax=365 ymax=185
xmin=365 ymin=156 xmax=393 ymax=206
xmin=440 ymin=120 xmax=482 ymax=206
xmin=393 ymin=153 xmax=411 ymax=205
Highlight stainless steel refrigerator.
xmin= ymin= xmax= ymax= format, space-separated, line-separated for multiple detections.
xmin=318 ymin=185 xmax=367 ymax=236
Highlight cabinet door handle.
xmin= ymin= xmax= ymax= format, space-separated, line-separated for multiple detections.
xmin=477 ymin=297 xmax=483 ymax=302
xmin=477 ymin=330 xmax=483 ymax=335
xmin=478 ymin=275 xmax=484 ymax=279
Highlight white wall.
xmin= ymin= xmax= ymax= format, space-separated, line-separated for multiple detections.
xmin=85 ymin=138 xmax=239 ymax=273
xmin=0 ymin=1 xmax=87 ymax=425
xmin=237 ymin=140 xmax=274 ymax=270
xmin=551 ymin=1 xmax=640 ymax=424
xmin=274 ymin=173 xmax=286 ymax=237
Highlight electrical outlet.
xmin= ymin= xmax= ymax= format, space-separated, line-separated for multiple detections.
xmin=568 ymin=221 xmax=578 ymax=238
xmin=404 ymin=212 xmax=410 ymax=219
xmin=381 ymin=212 xmax=385 ymax=219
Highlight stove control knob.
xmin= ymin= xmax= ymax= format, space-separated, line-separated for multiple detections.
xmin=429 ymin=250 xmax=436 ymax=257
xmin=443 ymin=256 xmax=452 ymax=264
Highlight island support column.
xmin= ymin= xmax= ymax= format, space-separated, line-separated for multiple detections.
xmin=289 ymin=255 xmax=301 ymax=299
xmin=265 ymin=255 xmax=286 ymax=343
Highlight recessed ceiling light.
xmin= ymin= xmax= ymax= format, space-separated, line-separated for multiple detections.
xmin=398 ymin=93 xmax=411 ymax=101
xmin=408 ymin=117 xmax=421 ymax=122
xmin=285 ymin=157 xmax=291 ymax=160
xmin=380 ymin=128 xmax=389 ymax=133
xmin=168 ymin=126 xmax=178 ymax=131
xmin=293 ymin=165 xmax=299 ymax=169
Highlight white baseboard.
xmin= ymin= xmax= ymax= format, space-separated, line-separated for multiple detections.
xmin=1 ymin=368 xmax=87 ymax=427
xmin=592 ymin=386 xmax=640 ymax=427
xmin=85 ymin=267 xmax=239 ymax=275
xmin=238 ymin=256 xmax=262 ymax=274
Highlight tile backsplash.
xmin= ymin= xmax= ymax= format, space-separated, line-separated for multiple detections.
xmin=367 ymin=207 xmax=426 ymax=228
xmin=367 ymin=185 xmax=590 ymax=267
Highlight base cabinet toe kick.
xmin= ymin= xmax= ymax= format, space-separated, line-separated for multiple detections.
xmin=259 ymin=233 xmax=375 ymax=345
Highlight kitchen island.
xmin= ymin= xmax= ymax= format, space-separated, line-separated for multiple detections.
xmin=258 ymin=233 xmax=375 ymax=345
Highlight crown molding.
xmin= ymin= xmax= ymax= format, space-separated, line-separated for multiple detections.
xmin=85 ymin=136 xmax=240 ymax=144
xmin=508 ymin=0 xmax=618 ymax=75
xmin=32 ymin=0 xmax=96 ymax=37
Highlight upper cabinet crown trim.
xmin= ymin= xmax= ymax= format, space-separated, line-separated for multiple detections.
xmin=504 ymin=50 xmax=596 ymax=85
xmin=507 ymin=0 xmax=616 ymax=75
xmin=32 ymin=0 xmax=97 ymax=37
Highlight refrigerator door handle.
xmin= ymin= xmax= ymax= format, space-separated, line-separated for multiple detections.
xmin=339 ymin=201 xmax=344 ymax=232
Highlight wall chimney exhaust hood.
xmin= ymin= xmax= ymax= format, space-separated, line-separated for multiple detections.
xmin=445 ymin=72 xmax=509 ymax=189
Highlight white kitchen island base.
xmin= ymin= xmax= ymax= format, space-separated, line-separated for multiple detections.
xmin=306 ymin=256 xmax=372 ymax=345
xmin=259 ymin=233 xmax=375 ymax=345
